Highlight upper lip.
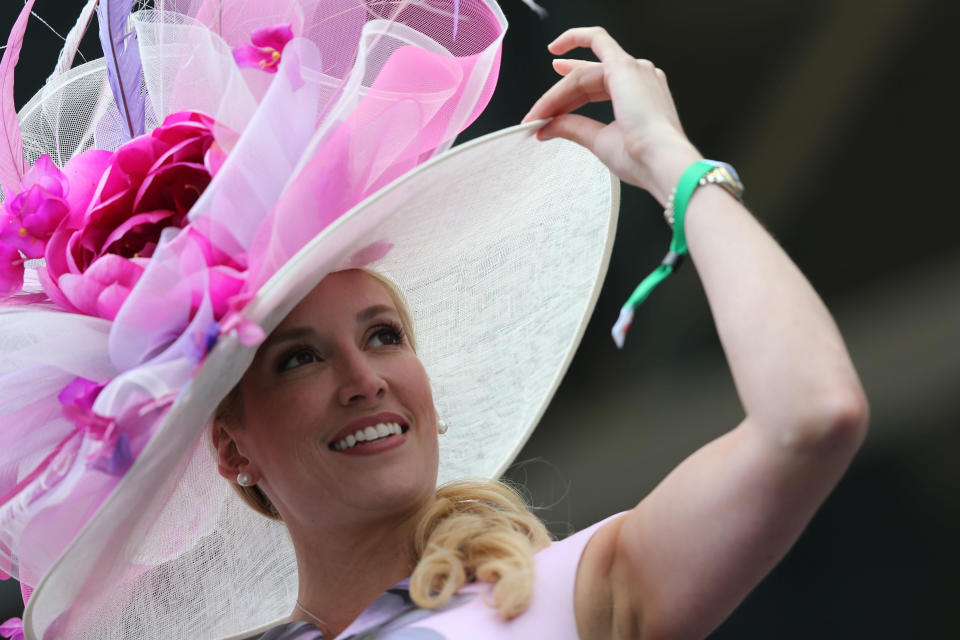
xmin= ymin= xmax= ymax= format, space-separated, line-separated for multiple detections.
xmin=329 ymin=411 xmax=409 ymax=444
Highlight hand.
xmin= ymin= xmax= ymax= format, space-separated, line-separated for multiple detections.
xmin=522 ymin=27 xmax=702 ymax=205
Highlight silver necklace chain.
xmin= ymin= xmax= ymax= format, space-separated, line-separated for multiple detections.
xmin=295 ymin=600 xmax=333 ymax=638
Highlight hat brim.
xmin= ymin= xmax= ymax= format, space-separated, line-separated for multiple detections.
xmin=25 ymin=121 xmax=619 ymax=639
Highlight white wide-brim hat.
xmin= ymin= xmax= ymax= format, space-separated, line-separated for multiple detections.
xmin=0 ymin=1 xmax=618 ymax=638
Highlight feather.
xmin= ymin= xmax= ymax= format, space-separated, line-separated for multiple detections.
xmin=97 ymin=0 xmax=146 ymax=141
xmin=518 ymin=0 xmax=548 ymax=19
xmin=0 ymin=0 xmax=37 ymax=197
xmin=51 ymin=0 xmax=101 ymax=79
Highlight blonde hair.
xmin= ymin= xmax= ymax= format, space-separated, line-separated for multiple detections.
xmin=411 ymin=479 xmax=552 ymax=619
xmin=214 ymin=270 xmax=551 ymax=618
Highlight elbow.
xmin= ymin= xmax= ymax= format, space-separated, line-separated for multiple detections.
xmin=783 ymin=383 xmax=870 ymax=455
xmin=822 ymin=385 xmax=869 ymax=448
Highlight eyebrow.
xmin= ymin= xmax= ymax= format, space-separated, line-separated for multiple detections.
xmin=356 ymin=304 xmax=396 ymax=323
xmin=260 ymin=326 xmax=318 ymax=353
xmin=261 ymin=305 xmax=397 ymax=352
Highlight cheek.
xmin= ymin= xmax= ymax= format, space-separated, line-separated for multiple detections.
xmin=239 ymin=380 xmax=328 ymax=459
xmin=402 ymin=359 xmax=437 ymax=420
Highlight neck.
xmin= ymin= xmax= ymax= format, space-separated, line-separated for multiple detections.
xmin=284 ymin=500 xmax=432 ymax=637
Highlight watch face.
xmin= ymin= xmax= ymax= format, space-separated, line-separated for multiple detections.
xmin=715 ymin=166 xmax=745 ymax=196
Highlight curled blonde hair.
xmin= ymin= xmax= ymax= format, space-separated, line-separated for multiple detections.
xmin=214 ymin=270 xmax=551 ymax=618
xmin=411 ymin=479 xmax=551 ymax=619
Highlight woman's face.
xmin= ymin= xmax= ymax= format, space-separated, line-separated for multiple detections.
xmin=220 ymin=270 xmax=439 ymax=525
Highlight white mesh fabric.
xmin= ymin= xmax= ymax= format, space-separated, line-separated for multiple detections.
xmin=133 ymin=10 xmax=259 ymax=145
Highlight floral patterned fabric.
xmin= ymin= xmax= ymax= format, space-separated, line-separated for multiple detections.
xmin=258 ymin=514 xmax=623 ymax=640
xmin=260 ymin=583 xmax=469 ymax=640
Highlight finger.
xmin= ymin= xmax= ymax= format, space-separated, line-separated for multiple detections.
xmin=554 ymin=58 xmax=665 ymax=79
xmin=551 ymin=58 xmax=594 ymax=77
xmin=537 ymin=113 xmax=605 ymax=151
xmin=547 ymin=27 xmax=633 ymax=63
xmin=522 ymin=64 xmax=609 ymax=123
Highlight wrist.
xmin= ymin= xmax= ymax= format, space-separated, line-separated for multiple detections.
xmin=632 ymin=134 xmax=703 ymax=205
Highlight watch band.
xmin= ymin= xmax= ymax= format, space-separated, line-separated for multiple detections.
xmin=664 ymin=160 xmax=744 ymax=227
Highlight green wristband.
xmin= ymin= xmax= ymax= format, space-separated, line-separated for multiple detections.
xmin=669 ymin=160 xmax=717 ymax=256
xmin=611 ymin=159 xmax=737 ymax=349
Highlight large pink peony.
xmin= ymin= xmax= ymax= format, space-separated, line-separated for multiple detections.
xmin=40 ymin=111 xmax=224 ymax=319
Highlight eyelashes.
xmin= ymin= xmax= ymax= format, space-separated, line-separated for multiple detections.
xmin=275 ymin=321 xmax=406 ymax=373
xmin=277 ymin=344 xmax=320 ymax=372
xmin=368 ymin=321 xmax=405 ymax=347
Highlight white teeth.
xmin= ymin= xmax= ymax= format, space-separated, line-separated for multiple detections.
xmin=333 ymin=423 xmax=403 ymax=451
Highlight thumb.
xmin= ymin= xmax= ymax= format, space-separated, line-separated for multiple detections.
xmin=537 ymin=114 xmax=604 ymax=152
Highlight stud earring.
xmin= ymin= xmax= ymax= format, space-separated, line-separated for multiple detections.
xmin=437 ymin=420 xmax=448 ymax=435
xmin=237 ymin=472 xmax=254 ymax=487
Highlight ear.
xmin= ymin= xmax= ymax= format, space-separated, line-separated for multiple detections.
xmin=212 ymin=422 xmax=257 ymax=482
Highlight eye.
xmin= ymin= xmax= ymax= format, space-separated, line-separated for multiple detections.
xmin=278 ymin=347 xmax=320 ymax=372
xmin=367 ymin=323 xmax=405 ymax=348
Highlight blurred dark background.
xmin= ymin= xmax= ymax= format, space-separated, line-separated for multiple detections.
xmin=2 ymin=0 xmax=958 ymax=638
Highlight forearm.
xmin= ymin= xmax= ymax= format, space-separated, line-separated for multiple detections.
xmin=523 ymin=24 xmax=868 ymax=445
xmin=649 ymin=145 xmax=868 ymax=444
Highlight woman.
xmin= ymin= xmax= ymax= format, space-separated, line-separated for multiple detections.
xmin=0 ymin=2 xmax=865 ymax=638
xmin=209 ymin=27 xmax=868 ymax=640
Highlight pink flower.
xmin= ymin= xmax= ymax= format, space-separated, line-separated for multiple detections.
xmin=40 ymin=111 xmax=220 ymax=320
xmin=0 ymin=618 xmax=23 ymax=640
xmin=57 ymin=376 xmax=104 ymax=413
xmin=1 ymin=154 xmax=82 ymax=296
xmin=0 ymin=230 xmax=24 ymax=297
xmin=232 ymin=24 xmax=294 ymax=73
xmin=0 ymin=155 xmax=71 ymax=258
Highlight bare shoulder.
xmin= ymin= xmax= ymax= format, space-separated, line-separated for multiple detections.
xmin=574 ymin=513 xmax=633 ymax=640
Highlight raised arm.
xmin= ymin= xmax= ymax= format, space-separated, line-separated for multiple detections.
xmin=524 ymin=28 xmax=869 ymax=640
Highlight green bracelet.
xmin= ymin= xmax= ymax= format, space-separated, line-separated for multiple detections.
xmin=611 ymin=159 xmax=743 ymax=348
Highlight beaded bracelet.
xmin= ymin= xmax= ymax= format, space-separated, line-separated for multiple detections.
xmin=611 ymin=159 xmax=744 ymax=348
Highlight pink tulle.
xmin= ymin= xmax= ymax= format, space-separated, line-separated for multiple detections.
xmin=245 ymin=32 xmax=502 ymax=291
xmin=0 ymin=617 xmax=23 ymax=640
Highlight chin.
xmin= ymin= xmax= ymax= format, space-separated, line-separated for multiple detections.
xmin=363 ymin=461 xmax=437 ymax=513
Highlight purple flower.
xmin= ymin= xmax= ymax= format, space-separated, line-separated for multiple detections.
xmin=233 ymin=24 xmax=294 ymax=74
xmin=58 ymin=376 xmax=133 ymax=476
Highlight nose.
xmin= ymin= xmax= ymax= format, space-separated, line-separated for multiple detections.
xmin=336 ymin=350 xmax=387 ymax=406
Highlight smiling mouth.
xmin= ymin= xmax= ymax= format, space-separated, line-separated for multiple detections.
xmin=330 ymin=422 xmax=409 ymax=451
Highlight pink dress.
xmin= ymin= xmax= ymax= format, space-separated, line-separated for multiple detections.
xmin=259 ymin=514 xmax=623 ymax=639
